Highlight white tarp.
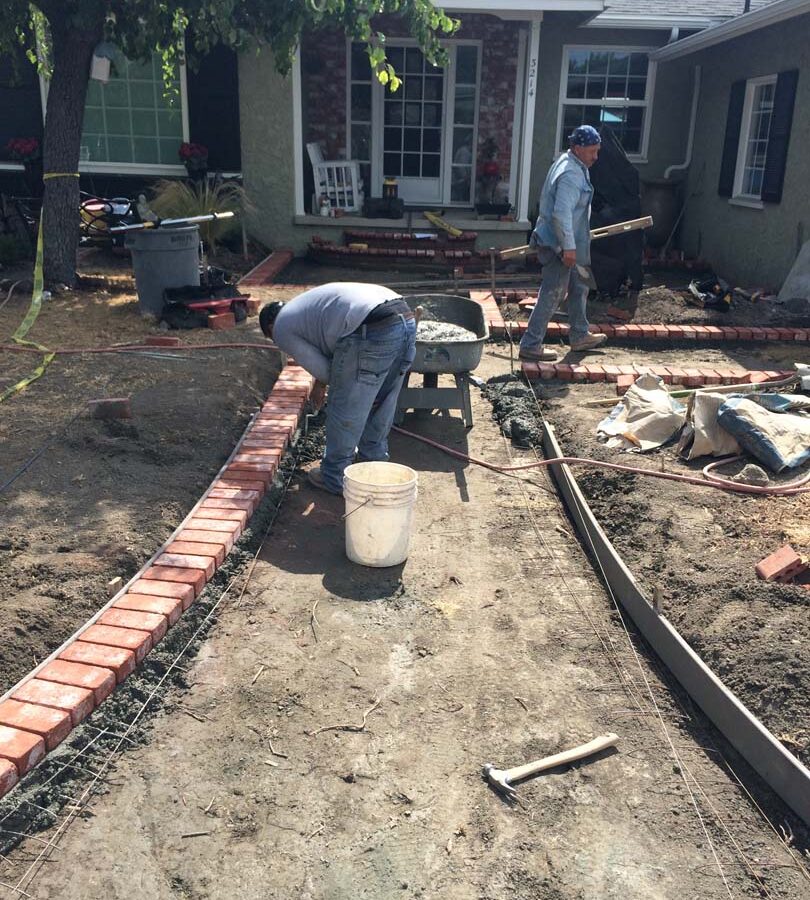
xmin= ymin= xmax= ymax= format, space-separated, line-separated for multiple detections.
xmin=597 ymin=374 xmax=686 ymax=452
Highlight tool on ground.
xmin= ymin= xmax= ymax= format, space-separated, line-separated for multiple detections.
xmin=499 ymin=216 xmax=653 ymax=260
xmin=483 ymin=732 xmax=619 ymax=800
xmin=109 ymin=211 xmax=235 ymax=234
xmin=423 ymin=210 xmax=463 ymax=237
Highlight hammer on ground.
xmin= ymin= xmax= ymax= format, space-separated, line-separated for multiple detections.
xmin=483 ymin=733 xmax=619 ymax=801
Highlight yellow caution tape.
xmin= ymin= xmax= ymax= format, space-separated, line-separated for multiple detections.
xmin=0 ymin=173 xmax=78 ymax=403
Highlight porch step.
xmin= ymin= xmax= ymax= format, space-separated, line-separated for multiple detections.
xmin=308 ymin=237 xmax=506 ymax=272
xmin=344 ymin=228 xmax=478 ymax=251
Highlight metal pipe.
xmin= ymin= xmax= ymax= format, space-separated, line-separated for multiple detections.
xmin=109 ymin=211 xmax=236 ymax=234
xmin=665 ymin=65 xmax=701 ymax=180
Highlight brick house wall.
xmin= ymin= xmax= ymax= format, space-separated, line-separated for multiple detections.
xmin=301 ymin=14 xmax=521 ymax=202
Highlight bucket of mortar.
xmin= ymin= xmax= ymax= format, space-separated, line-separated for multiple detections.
xmin=343 ymin=462 xmax=418 ymax=567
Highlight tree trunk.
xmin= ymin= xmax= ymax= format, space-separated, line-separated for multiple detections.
xmin=42 ymin=10 xmax=103 ymax=286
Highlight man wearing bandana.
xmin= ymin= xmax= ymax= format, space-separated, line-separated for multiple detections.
xmin=519 ymin=125 xmax=608 ymax=362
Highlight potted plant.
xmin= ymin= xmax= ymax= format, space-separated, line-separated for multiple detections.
xmin=179 ymin=142 xmax=209 ymax=182
xmin=475 ymin=137 xmax=510 ymax=216
xmin=7 ymin=137 xmax=43 ymax=197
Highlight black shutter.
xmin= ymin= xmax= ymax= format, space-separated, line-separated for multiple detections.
xmin=761 ymin=69 xmax=798 ymax=204
xmin=718 ymin=80 xmax=746 ymax=197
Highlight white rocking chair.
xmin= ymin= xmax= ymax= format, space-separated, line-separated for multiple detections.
xmin=306 ymin=141 xmax=364 ymax=213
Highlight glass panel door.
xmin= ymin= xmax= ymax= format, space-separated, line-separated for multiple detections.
xmin=380 ymin=46 xmax=445 ymax=204
xmin=448 ymin=45 xmax=480 ymax=205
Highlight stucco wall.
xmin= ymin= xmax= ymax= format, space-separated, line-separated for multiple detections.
xmin=238 ymin=48 xmax=304 ymax=252
xmin=668 ymin=15 xmax=810 ymax=288
xmin=529 ymin=18 xmax=685 ymax=216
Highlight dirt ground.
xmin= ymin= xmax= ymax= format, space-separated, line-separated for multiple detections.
xmin=1 ymin=257 xmax=810 ymax=898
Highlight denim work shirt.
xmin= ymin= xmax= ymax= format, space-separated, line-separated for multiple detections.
xmin=531 ymin=151 xmax=593 ymax=266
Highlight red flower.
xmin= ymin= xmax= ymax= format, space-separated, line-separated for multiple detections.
xmin=6 ymin=137 xmax=40 ymax=161
xmin=179 ymin=141 xmax=208 ymax=162
xmin=481 ymin=160 xmax=499 ymax=177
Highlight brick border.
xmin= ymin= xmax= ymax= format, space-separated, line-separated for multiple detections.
xmin=521 ymin=361 xmax=793 ymax=394
xmin=468 ymin=291 xmax=810 ymax=344
xmin=0 ymin=366 xmax=314 ymax=796
xmin=239 ymin=248 xmax=295 ymax=287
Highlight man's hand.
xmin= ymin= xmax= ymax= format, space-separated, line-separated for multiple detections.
xmin=561 ymin=249 xmax=576 ymax=268
xmin=310 ymin=380 xmax=327 ymax=412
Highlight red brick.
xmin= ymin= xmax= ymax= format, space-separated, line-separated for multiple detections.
xmin=537 ymin=362 xmax=556 ymax=380
xmin=616 ymin=374 xmax=636 ymax=395
xmin=599 ymin=324 xmax=616 ymax=337
xmin=748 ymin=371 xmax=771 ymax=384
xmin=714 ymin=369 xmax=743 ymax=385
xmin=602 ymin=365 xmax=623 ymax=382
xmin=749 ymin=327 xmax=768 ymax=340
xmin=570 ymin=365 xmax=589 ymax=382
xmin=196 ymin=505 xmax=249 ymax=527
xmin=242 ymin=438 xmax=286 ymax=451
xmin=612 ymin=326 xmax=629 ymax=339
xmin=692 ymin=325 xmax=711 ymax=340
xmin=583 ymin=365 xmax=606 ymax=381
xmin=703 ymin=370 xmax=722 ymax=385
xmin=80 ymin=624 xmax=153 ymax=662
xmin=144 ymin=335 xmax=182 ymax=347
xmin=521 ymin=362 xmax=539 ymax=380
xmin=213 ymin=477 xmax=266 ymax=495
xmin=683 ymin=368 xmax=704 ymax=386
xmin=208 ymin=312 xmax=236 ymax=330
xmin=719 ymin=326 xmax=739 ymax=340
xmin=200 ymin=495 xmax=255 ymax=514
xmin=222 ymin=465 xmax=273 ymax=486
xmin=142 ymin=565 xmax=206 ymax=597
xmin=166 ymin=540 xmax=225 ymax=567
xmin=616 ymin=365 xmax=637 ymax=376
xmin=624 ymin=324 xmax=644 ymax=340
xmin=649 ymin=366 xmax=673 ymax=384
xmin=186 ymin=516 xmax=243 ymax=539
xmin=114 ymin=591 xmax=184 ymax=625
xmin=606 ymin=305 xmax=632 ymax=321
xmin=554 ymin=364 xmax=574 ymax=381
xmin=702 ymin=326 xmax=724 ymax=341
xmin=37 ymin=659 xmax=115 ymax=705
xmin=0 ymin=724 xmax=45 ymax=775
xmin=13 ymin=679 xmax=94 ymax=726
xmin=245 ymin=298 xmax=261 ymax=316
xmin=208 ymin=482 xmax=263 ymax=504
xmin=59 ymin=642 xmax=136 ymax=683
xmin=666 ymin=325 xmax=685 ymax=338
xmin=128 ymin=577 xmax=196 ymax=607
xmin=756 ymin=545 xmax=807 ymax=583
xmin=764 ymin=328 xmax=780 ymax=341
xmin=176 ymin=528 xmax=234 ymax=554
xmin=664 ymin=368 xmax=687 ymax=384
xmin=793 ymin=329 xmax=808 ymax=341
xmin=654 ymin=326 xmax=669 ymax=339
xmin=0 ymin=700 xmax=72 ymax=751
xmin=0 ymin=758 xmax=18 ymax=797
xmin=679 ymin=326 xmax=698 ymax=340
xmin=736 ymin=326 xmax=753 ymax=340
xmin=230 ymin=458 xmax=278 ymax=476
xmin=99 ymin=608 xmax=169 ymax=643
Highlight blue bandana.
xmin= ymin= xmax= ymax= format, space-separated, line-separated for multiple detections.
xmin=568 ymin=125 xmax=601 ymax=147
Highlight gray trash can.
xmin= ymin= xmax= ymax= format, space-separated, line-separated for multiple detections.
xmin=125 ymin=225 xmax=200 ymax=318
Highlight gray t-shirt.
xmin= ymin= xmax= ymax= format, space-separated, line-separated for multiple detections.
xmin=272 ymin=282 xmax=400 ymax=383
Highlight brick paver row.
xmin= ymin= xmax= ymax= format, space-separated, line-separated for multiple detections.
xmin=521 ymin=361 xmax=793 ymax=394
xmin=239 ymin=249 xmax=295 ymax=287
xmin=468 ymin=291 xmax=809 ymax=343
xmin=0 ymin=366 xmax=313 ymax=798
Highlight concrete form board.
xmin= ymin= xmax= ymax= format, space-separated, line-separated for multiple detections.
xmin=541 ymin=420 xmax=810 ymax=826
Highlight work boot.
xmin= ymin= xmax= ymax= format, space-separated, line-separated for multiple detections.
xmin=307 ymin=466 xmax=342 ymax=495
xmin=518 ymin=345 xmax=558 ymax=362
xmin=570 ymin=333 xmax=608 ymax=352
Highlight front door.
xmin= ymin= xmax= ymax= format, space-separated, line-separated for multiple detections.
xmin=348 ymin=42 xmax=481 ymax=207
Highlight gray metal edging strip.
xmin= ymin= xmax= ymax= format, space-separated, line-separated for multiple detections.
xmin=541 ymin=420 xmax=810 ymax=826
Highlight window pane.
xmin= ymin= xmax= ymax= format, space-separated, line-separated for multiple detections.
xmin=567 ymin=76 xmax=586 ymax=99
xmin=629 ymin=53 xmax=648 ymax=76
xmin=423 ymin=103 xmax=441 ymax=127
xmin=385 ymin=102 xmax=403 ymax=126
xmin=607 ymin=77 xmax=626 ymax=99
xmin=384 ymin=127 xmax=402 ymax=152
xmin=452 ymin=127 xmax=473 ymax=164
xmin=403 ymin=128 xmax=420 ymax=152
xmin=451 ymin=168 xmax=471 ymax=202
xmin=129 ymin=81 xmax=155 ymax=107
xmin=423 ymin=128 xmax=441 ymax=153
xmin=351 ymin=83 xmax=371 ymax=121
xmin=586 ymin=78 xmax=606 ymax=100
xmin=103 ymin=82 xmax=128 ymax=107
xmin=405 ymin=103 xmax=422 ymax=126
xmin=568 ymin=50 xmax=588 ymax=75
xmin=105 ymin=108 xmax=130 ymax=134
xmin=424 ymin=76 xmax=443 ymax=101
xmin=406 ymin=48 xmax=423 ymax=73
xmin=403 ymin=153 xmax=420 ymax=176
xmin=404 ymin=77 xmax=422 ymax=100
xmin=422 ymin=154 xmax=440 ymax=177
xmin=352 ymin=43 xmax=370 ymax=78
xmin=351 ymin=123 xmax=370 ymax=161
xmin=388 ymin=47 xmax=404 ymax=72
xmin=456 ymin=46 xmax=477 ymax=85
xmin=454 ymin=85 xmax=475 ymax=124
xmin=588 ymin=52 xmax=609 ymax=74
xmin=383 ymin=153 xmax=401 ymax=176
xmin=608 ymin=52 xmax=629 ymax=75
xmin=627 ymin=77 xmax=646 ymax=101
xmin=132 ymin=109 xmax=157 ymax=136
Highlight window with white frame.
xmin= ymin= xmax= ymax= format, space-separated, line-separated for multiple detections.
xmin=81 ymin=55 xmax=185 ymax=167
xmin=733 ymin=75 xmax=777 ymax=199
xmin=558 ymin=47 xmax=653 ymax=157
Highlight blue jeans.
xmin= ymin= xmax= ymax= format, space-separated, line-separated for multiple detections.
xmin=322 ymin=316 xmax=417 ymax=493
xmin=520 ymin=248 xmax=590 ymax=351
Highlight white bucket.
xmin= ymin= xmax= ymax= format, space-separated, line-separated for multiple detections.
xmin=343 ymin=462 xmax=418 ymax=567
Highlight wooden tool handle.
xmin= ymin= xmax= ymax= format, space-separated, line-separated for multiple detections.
xmin=499 ymin=244 xmax=530 ymax=259
xmin=503 ymin=733 xmax=619 ymax=784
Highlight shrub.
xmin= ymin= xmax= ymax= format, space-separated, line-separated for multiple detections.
xmin=147 ymin=178 xmax=249 ymax=254
xmin=0 ymin=234 xmax=28 ymax=265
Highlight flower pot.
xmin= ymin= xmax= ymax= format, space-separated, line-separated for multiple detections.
xmin=184 ymin=163 xmax=208 ymax=183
